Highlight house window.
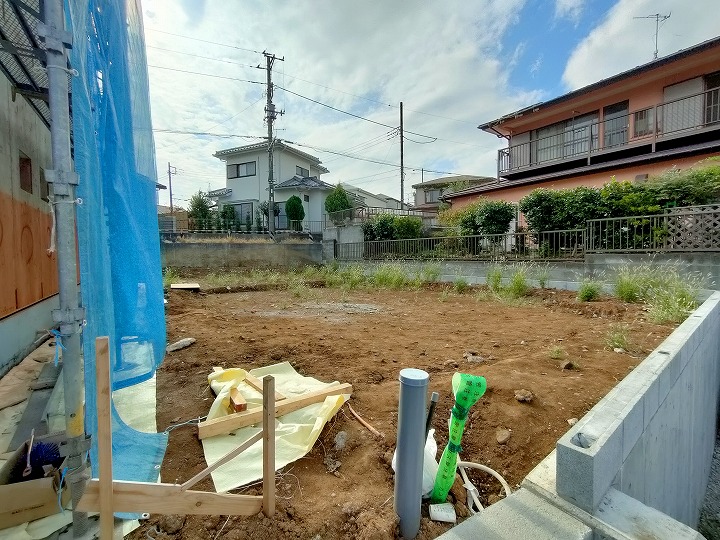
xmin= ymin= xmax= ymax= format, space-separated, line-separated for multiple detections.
xmin=633 ymin=109 xmax=654 ymax=137
xmin=227 ymin=161 xmax=256 ymax=179
xmin=603 ymin=101 xmax=628 ymax=148
xmin=303 ymin=194 xmax=309 ymax=202
xmin=19 ymin=153 xmax=32 ymax=194
xmin=296 ymin=165 xmax=309 ymax=177
xmin=532 ymin=111 xmax=598 ymax=163
xmin=705 ymin=71 xmax=720 ymax=125
xmin=425 ymin=189 xmax=440 ymax=203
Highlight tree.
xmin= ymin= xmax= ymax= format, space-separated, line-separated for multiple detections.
xmin=188 ymin=191 xmax=211 ymax=229
xmin=285 ymin=195 xmax=305 ymax=230
xmin=475 ymin=200 xmax=516 ymax=235
xmin=324 ymin=185 xmax=353 ymax=214
xmin=259 ymin=201 xmax=280 ymax=227
xmin=219 ymin=204 xmax=237 ymax=230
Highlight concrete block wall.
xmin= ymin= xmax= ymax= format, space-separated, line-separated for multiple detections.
xmin=161 ymin=242 xmax=323 ymax=268
xmin=556 ymin=292 xmax=720 ymax=526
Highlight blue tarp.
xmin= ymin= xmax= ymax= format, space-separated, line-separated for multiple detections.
xmin=70 ymin=0 xmax=167 ymax=513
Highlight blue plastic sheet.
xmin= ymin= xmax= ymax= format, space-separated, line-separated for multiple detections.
xmin=69 ymin=0 xmax=167 ymax=510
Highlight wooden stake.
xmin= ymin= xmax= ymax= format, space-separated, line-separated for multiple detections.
xmin=262 ymin=376 xmax=275 ymax=517
xmin=78 ymin=480 xmax=262 ymax=515
xmin=179 ymin=431 xmax=262 ymax=491
xmin=95 ymin=337 xmax=115 ymax=540
xmin=197 ymin=383 xmax=353 ymax=439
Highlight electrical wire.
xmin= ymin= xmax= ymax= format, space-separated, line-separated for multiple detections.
xmin=146 ymin=45 xmax=264 ymax=71
xmin=147 ymin=65 xmax=264 ymax=85
xmin=145 ymin=28 xmax=263 ymax=55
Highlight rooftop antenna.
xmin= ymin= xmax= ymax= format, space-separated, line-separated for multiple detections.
xmin=634 ymin=13 xmax=671 ymax=59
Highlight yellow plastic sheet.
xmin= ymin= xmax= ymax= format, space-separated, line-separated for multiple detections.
xmin=202 ymin=362 xmax=349 ymax=493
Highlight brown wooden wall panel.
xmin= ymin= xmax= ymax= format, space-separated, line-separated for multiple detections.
xmin=0 ymin=192 xmax=16 ymax=317
xmin=0 ymin=191 xmax=58 ymax=319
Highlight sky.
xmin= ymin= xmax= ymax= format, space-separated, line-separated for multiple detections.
xmin=142 ymin=0 xmax=719 ymax=208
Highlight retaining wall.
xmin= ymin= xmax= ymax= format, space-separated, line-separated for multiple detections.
xmin=556 ymin=291 xmax=720 ymax=526
xmin=161 ymin=241 xmax=323 ymax=268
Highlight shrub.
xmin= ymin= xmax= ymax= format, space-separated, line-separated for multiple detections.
xmin=577 ymin=280 xmax=602 ymax=302
xmin=325 ymin=185 xmax=353 ymax=214
xmin=285 ymin=195 xmax=305 ymax=228
xmin=371 ymin=214 xmax=396 ymax=241
xmin=475 ymin=200 xmax=516 ymax=235
xmin=393 ymin=216 xmax=423 ymax=239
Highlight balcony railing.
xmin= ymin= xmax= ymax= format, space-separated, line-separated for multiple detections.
xmin=499 ymin=85 xmax=720 ymax=174
xmin=326 ymin=206 xmax=435 ymax=227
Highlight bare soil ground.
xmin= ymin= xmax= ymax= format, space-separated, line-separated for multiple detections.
xmin=128 ymin=284 xmax=674 ymax=540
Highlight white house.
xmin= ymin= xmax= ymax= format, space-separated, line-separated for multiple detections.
xmin=212 ymin=141 xmax=330 ymax=231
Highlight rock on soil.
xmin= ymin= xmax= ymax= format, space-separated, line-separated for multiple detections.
xmin=514 ymin=389 xmax=534 ymax=403
xmin=158 ymin=514 xmax=185 ymax=534
xmin=496 ymin=428 xmax=511 ymax=444
xmin=166 ymin=337 xmax=196 ymax=352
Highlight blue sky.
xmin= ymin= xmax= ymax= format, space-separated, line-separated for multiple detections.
xmin=142 ymin=0 xmax=718 ymax=207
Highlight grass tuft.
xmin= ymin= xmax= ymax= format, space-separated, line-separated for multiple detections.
xmin=577 ymin=280 xmax=602 ymax=302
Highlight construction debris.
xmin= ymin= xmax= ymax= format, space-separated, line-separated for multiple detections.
xmin=166 ymin=338 xmax=196 ymax=353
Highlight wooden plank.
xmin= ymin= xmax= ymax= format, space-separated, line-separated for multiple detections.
xmin=244 ymin=373 xmax=286 ymax=401
xmin=262 ymin=376 xmax=275 ymax=517
xmin=198 ymin=383 xmax=353 ymax=439
xmin=95 ymin=337 xmax=114 ymax=540
xmin=179 ymin=431 xmax=262 ymax=492
xmin=229 ymin=388 xmax=247 ymax=412
xmin=77 ymin=480 xmax=263 ymax=515
xmin=170 ymin=283 xmax=200 ymax=291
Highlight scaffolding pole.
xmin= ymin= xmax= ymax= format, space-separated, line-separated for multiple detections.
xmin=40 ymin=0 xmax=90 ymax=535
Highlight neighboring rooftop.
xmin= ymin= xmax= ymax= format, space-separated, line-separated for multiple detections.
xmin=478 ymin=35 xmax=720 ymax=134
xmin=213 ymin=141 xmax=330 ymax=174
xmin=411 ymin=174 xmax=495 ymax=189
xmin=274 ymin=175 xmax=335 ymax=190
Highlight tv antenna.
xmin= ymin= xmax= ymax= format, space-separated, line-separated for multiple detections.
xmin=634 ymin=13 xmax=671 ymax=59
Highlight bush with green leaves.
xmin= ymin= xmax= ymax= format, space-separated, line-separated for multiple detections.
xmin=188 ymin=191 xmax=212 ymax=230
xmin=285 ymin=195 xmax=305 ymax=230
xmin=219 ymin=204 xmax=237 ymax=230
xmin=519 ymin=160 xmax=720 ymax=233
xmin=324 ymin=185 xmax=353 ymax=215
xmin=362 ymin=214 xmax=423 ymax=241
xmin=439 ymin=198 xmax=515 ymax=236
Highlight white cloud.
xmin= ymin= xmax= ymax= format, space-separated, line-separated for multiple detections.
xmin=554 ymin=0 xmax=585 ymax=24
xmin=142 ymin=0 xmax=542 ymax=207
xmin=563 ymin=0 xmax=719 ymax=91
xmin=530 ymin=54 xmax=543 ymax=76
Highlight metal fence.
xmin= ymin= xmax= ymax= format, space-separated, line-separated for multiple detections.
xmin=586 ymin=205 xmax=720 ymax=253
xmin=336 ymin=229 xmax=585 ymax=261
xmin=326 ymin=206 xmax=435 ymax=227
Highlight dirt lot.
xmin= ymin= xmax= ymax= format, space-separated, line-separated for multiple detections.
xmin=128 ymin=284 xmax=674 ymax=540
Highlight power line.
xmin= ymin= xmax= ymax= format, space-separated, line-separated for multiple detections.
xmin=146 ymin=45 xmax=264 ymax=71
xmin=147 ymin=65 xmax=265 ymax=85
xmin=145 ymin=30 xmax=479 ymax=126
xmin=145 ymin=28 xmax=263 ymax=55
xmin=154 ymin=129 xmax=264 ymax=138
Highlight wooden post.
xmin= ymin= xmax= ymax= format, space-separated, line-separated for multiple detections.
xmin=95 ymin=337 xmax=115 ymax=539
xmin=262 ymin=376 xmax=275 ymax=517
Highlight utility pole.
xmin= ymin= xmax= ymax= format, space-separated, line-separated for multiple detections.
xmin=634 ymin=13 xmax=671 ymax=59
xmin=264 ymin=51 xmax=284 ymax=234
xmin=400 ymin=102 xmax=404 ymax=208
xmin=167 ymin=162 xmax=176 ymax=213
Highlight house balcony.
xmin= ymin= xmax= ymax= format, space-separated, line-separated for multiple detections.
xmin=498 ymin=86 xmax=720 ymax=179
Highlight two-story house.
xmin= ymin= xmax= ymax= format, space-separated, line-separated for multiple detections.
xmin=412 ymin=175 xmax=494 ymax=212
xmin=445 ymin=36 xmax=720 ymax=207
xmin=212 ymin=141 xmax=330 ymax=230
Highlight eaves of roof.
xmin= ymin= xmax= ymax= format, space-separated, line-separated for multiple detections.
xmin=477 ymin=35 xmax=720 ymax=133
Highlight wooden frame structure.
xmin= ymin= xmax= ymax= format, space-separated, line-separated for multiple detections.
xmin=77 ymin=337 xmax=276 ymax=539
